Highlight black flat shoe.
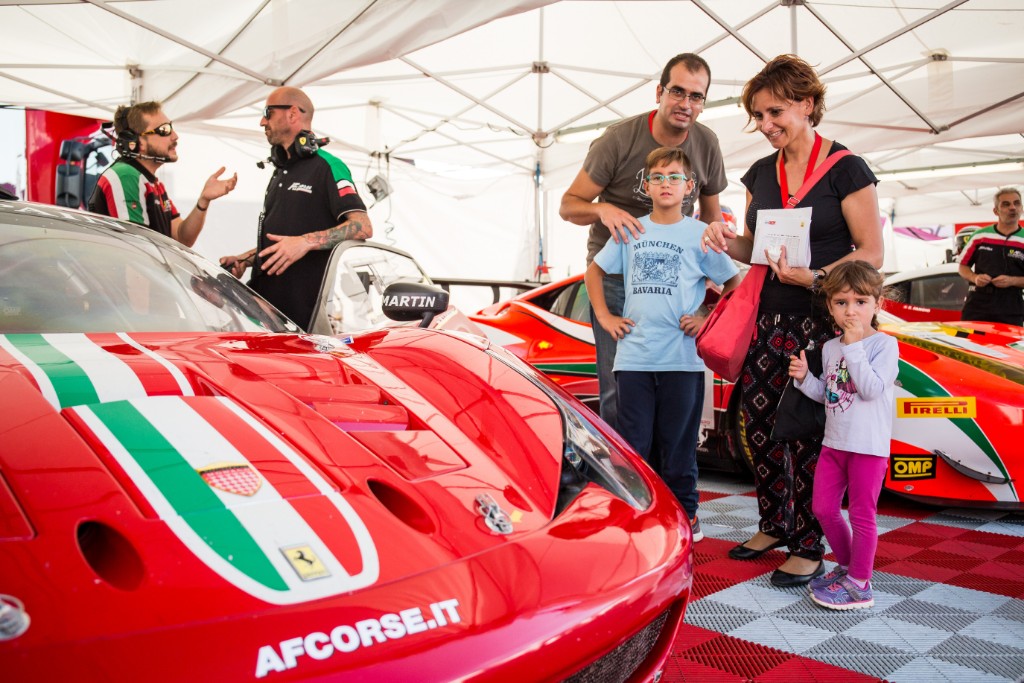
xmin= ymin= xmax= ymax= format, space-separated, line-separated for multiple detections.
xmin=728 ymin=537 xmax=787 ymax=560
xmin=770 ymin=561 xmax=825 ymax=588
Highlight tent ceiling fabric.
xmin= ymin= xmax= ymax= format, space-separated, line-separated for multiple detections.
xmin=2 ymin=0 xmax=1022 ymax=205
xmin=0 ymin=0 xmax=551 ymax=119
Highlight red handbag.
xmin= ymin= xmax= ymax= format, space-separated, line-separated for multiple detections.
xmin=695 ymin=147 xmax=852 ymax=382
xmin=695 ymin=264 xmax=768 ymax=382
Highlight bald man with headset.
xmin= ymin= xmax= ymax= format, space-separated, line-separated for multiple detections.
xmin=220 ymin=87 xmax=373 ymax=330
xmin=88 ymin=101 xmax=237 ymax=247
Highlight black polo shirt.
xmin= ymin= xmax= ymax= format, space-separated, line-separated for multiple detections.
xmin=250 ymin=148 xmax=366 ymax=329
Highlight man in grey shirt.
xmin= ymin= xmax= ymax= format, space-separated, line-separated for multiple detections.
xmin=559 ymin=53 xmax=729 ymax=430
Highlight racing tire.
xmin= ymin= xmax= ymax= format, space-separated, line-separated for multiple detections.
xmin=727 ymin=391 xmax=756 ymax=475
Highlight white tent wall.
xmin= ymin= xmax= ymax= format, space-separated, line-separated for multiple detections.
xmin=359 ymin=162 xmax=540 ymax=284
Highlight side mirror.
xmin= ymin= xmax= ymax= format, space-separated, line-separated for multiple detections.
xmin=382 ymin=281 xmax=450 ymax=328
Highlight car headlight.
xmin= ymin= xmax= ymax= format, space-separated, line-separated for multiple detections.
xmin=486 ymin=347 xmax=652 ymax=516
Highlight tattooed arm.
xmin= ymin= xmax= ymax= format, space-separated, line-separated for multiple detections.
xmin=258 ymin=211 xmax=373 ymax=276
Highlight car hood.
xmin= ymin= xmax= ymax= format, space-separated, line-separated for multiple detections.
xmin=0 ymin=328 xmax=564 ymax=605
xmin=882 ymin=320 xmax=1024 ymax=384
xmin=882 ymin=320 xmax=1024 ymax=506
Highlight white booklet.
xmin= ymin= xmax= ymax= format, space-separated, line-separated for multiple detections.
xmin=751 ymin=207 xmax=812 ymax=268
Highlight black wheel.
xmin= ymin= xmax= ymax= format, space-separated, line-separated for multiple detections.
xmin=727 ymin=389 xmax=756 ymax=475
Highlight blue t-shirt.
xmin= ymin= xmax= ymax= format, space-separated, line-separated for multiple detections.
xmin=594 ymin=215 xmax=739 ymax=372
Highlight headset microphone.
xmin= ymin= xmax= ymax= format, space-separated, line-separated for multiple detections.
xmin=137 ymin=152 xmax=174 ymax=163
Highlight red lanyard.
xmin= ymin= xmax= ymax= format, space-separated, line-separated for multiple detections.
xmin=778 ymin=132 xmax=822 ymax=208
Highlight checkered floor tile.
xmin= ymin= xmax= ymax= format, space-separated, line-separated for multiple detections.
xmin=666 ymin=473 xmax=1024 ymax=682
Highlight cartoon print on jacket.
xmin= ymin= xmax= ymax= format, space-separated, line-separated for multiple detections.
xmin=824 ymin=357 xmax=856 ymax=413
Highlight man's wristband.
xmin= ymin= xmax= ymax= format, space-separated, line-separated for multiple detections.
xmin=196 ymin=201 xmax=209 ymax=212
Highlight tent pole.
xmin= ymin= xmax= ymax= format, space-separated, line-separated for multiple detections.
xmin=533 ymin=8 xmax=548 ymax=282
xmin=535 ymin=160 xmax=547 ymax=281
xmin=790 ymin=3 xmax=798 ymax=54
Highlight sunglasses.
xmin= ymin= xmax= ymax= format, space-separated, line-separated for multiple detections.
xmin=141 ymin=122 xmax=174 ymax=137
xmin=262 ymin=104 xmax=306 ymax=119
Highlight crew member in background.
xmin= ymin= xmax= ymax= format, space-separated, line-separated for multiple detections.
xmin=959 ymin=187 xmax=1024 ymax=326
xmin=88 ymin=101 xmax=237 ymax=247
xmin=559 ymin=53 xmax=729 ymax=430
xmin=220 ymin=87 xmax=372 ymax=330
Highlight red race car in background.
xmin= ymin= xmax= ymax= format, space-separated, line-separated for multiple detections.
xmin=0 ymin=200 xmax=693 ymax=681
xmin=882 ymin=262 xmax=966 ymax=322
xmin=470 ymin=273 xmax=1024 ymax=510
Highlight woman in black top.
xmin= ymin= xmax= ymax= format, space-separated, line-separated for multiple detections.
xmin=701 ymin=55 xmax=884 ymax=587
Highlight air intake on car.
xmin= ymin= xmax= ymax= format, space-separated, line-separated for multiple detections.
xmin=564 ymin=609 xmax=670 ymax=682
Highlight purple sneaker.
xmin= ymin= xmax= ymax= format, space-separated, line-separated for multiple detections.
xmin=809 ymin=565 xmax=848 ymax=592
xmin=811 ymin=575 xmax=874 ymax=610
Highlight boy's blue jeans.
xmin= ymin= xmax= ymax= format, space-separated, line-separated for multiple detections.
xmin=616 ymin=369 xmax=703 ymax=518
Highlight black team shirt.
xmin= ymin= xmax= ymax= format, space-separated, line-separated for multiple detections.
xmin=250 ymin=148 xmax=366 ymax=330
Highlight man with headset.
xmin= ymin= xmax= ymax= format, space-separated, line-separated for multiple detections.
xmin=88 ymin=101 xmax=237 ymax=247
xmin=220 ymin=87 xmax=373 ymax=330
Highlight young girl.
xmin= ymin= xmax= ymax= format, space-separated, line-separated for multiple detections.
xmin=787 ymin=260 xmax=899 ymax=610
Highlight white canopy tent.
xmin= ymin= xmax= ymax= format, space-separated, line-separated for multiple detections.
xmin=2 ymin=0 xmax=1022 ymax=282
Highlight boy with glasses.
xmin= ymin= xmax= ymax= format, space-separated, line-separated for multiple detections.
xmin=585 ymin=147 xmax=740 ymax=541
xmin=560 ymin=53 xmax=729 ymax=432
xmin=89 ymin=101 xmax=237 ymax=247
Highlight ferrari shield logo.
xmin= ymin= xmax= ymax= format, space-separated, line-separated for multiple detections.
xmin=198 ymin=462 xmax=262 ymax=496
xmin=281 ymin=545 xmax=331 ymax=581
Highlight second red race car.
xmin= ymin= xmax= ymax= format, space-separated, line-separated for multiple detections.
xmin=470 ymin=273 xmax=1024 ymax=511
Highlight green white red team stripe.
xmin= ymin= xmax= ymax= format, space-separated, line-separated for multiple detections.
xmin=0 ymin=333 xmax=193 ymax=409
xmin=96 ymin=166 xmax=147 ymax=224
xmin=0 ymin=333 xmax=381 ymax=602
xmin=895 ymin=360 xmax=1017 ymax=503
xmin=71 ymin=395 xmax=380 ymax=604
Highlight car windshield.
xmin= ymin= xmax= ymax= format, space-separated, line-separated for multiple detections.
xmin=318 ymin=244 xmax=432 ymax=334
xmin=0 ymin=209 xmax=297 ymax=334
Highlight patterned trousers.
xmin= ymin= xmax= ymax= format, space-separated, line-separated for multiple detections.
xmin=740 ymin=312 xmax=834 ymax=561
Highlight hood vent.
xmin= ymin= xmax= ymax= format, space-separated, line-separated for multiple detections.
xmin=276 ymin=381 xmax=409 ymax=431
xmin=366 ymin=479 xmax=435 ymax=534
xmin=77 ymin=520 xmax=145 ymax=591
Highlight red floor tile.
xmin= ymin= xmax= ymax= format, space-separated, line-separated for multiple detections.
xmin=698 ymin=490 xmax=734 ymax=504
xmin=949 ymin=572 xmax=1024 ymax=599
xmin=673 ymin=631 xmax=796 ymax=680
xmin=755 ymin=656 xmax=886 ymax=682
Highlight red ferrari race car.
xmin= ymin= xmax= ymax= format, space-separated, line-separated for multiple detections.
xmin=470 ymin=273 xmax=1024 ymax=510
xmin=882 ymin=262 xmax=966 ymax=322
xmin=0 ymin=201 xmax=693 ymax=681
